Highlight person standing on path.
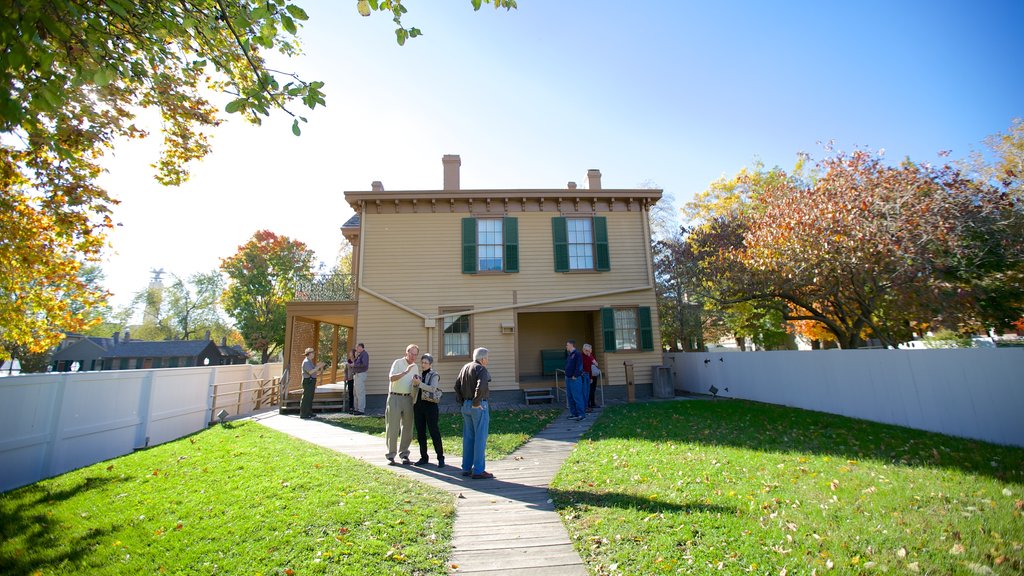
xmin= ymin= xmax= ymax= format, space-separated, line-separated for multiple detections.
xmin=582 ymin=343 xmax=599 ymax=412
xmin=351 ymin=343 xmax=369 ymax=415
xmin=412 ymin=353 xmax=445 ymax=468
xmin=344 ymin=348 xmax=356 ymax=413
xmin=385 ymin=344 xmax=419 ymax=465
xmin=564 ymin=340 xmax=585 ymax=420
xmin=299 ymin=347 xmax=325 ymax=420
xmin=455 ymin=347 xmax=493 ymax=479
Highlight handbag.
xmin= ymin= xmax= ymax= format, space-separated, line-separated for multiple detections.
xmin=591 ymin=364 xmax=601 ymax=378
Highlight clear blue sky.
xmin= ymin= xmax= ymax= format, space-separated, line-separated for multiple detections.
xmin=98 ymin=1 xmax=1024 ymax=310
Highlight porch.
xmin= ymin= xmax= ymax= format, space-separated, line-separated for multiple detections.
xmin=282 ymin=272 xmax=358 ymax=414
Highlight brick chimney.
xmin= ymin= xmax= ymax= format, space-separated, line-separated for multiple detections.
xmin=123 ymin=329 xmax=130 ymax=342
xmin=204 ymin=329 xmax=211 ymax=341
xmin=586 ymin=169 xmax=602 ymax=190
xmin=443 ymin=154 xmax=461 ymax=191
xmin=112 ymin=331 xmax=119 ymax=345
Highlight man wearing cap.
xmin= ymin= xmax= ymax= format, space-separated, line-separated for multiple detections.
xmin=300 ymin=347 xmax=325 ymax=419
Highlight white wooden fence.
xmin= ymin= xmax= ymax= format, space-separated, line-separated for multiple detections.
xmin=0 ymin=363 xmax=281 ymax=492
xmin=665 ymin=349 xmax=1024 ymax=448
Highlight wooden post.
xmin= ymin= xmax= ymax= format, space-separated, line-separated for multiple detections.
xmin=330 ymin=324 xmax=339 ymax=384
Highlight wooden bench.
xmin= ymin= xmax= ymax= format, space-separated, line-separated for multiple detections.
xmin=540 ymin=349 xmax=565 ymax=376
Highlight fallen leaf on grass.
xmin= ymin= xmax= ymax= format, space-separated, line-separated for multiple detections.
xmin=950 ymin=543 xmax=965 ymax=555
xmin=897 ymin=547 xmax=907 ymax=558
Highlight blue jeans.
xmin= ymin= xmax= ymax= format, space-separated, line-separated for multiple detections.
xmin=566 ymin=376 xmax=586 ymax=417
xmin=461 ymin=400 xmax=489 ymax=474
xmin=582 ymin=372 xmax=592 ymax=409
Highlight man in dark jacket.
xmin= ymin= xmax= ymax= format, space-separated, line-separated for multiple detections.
xmin=455 ymin=347 xmax=493 ymax=479
xmin=564 ymin=339 xmax=585 ymax=420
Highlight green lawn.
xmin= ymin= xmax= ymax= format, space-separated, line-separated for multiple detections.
xmin=550 ymin=400 xmax=1024 ymax=575
xmin=322 ymin=408 xmax=562 ymax=459
xmin=0 ymin=422 xmax=453 ymax=576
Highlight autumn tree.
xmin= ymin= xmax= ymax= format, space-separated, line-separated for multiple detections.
xmin=685 ymin=150 xmax=1024 ymax=348
xmin=221 ymin=230 xmax=315 ymax=363
xmin=0 ymin=1 xmax=515 ymax=362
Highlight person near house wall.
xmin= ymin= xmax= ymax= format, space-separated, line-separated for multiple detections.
xmin=412 ymin=353 xmax=445 ymax=468
xmin=582 ymin=343 xmax=599 ymax=412
xmin=455 ymin=347 xmax=493 ymax=479
xmin=351 ymin=343 xmax=369 ymax=415
xmin=385 ymin=344 xmax=419 ymax=465
xmin=300 ymin=347 xmax=325 ymax=419
xmin=344 ymin=348 xmax=356 ymax=413
xmin=565 ymin=340 xmax=586 ymax=420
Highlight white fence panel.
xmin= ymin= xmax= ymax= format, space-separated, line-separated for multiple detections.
xmin=665 ymin=349 xmax=1024 ymax=447
xmin=0 ymin=363 xmax=282 ymax=492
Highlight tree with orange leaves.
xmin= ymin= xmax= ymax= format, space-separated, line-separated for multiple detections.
xmin=221 ymin=230 xmax=315 ymax=363
xmin=685 ymin=149 xmax=1024 ymax=348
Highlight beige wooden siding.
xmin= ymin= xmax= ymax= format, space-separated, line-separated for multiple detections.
xmin=359 ymin=211 xmax=653 ymax=310
xmin=356 ymin=208 xmax=662 ymax=390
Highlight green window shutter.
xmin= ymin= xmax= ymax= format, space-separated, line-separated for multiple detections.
xmin=503 ymin=216 xmax=519 ymax=273
xmin=462 ymin=217 xmax=477 ymax=274
xmin=594 ymin=216 xmax=610 ymax=271
xmin=552 ymin=217 xmax=569 ymax=272
xmin=639 ymin=306 xmax=654 ymax=351
xmin=601 ymin=307 xmax=617 ymax=352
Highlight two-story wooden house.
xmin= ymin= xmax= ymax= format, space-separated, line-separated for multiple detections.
xmin=283 ymin=155 xmax=662 ymax=410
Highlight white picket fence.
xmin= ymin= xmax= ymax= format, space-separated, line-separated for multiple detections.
xmin=0 ymin=363 xmax=282 ymax=492
xmin=665 ymin=348 xmax=1024 ymax=448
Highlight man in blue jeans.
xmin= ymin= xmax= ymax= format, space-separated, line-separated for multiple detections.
xmin=455 ymin=347 xmax=493 ymax=479
xmin=564 ymin=339 xmax=586 ymax=420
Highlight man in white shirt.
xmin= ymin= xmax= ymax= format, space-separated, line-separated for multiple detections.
xmin=385 ymin=344 xmax=420 ymax=464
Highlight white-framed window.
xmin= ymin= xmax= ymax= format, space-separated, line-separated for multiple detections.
xmin=614 ymin=308 xmax=639 ymax=350
xmin=567 ymin=217 xmax=594 ymax=270
xmin=441 ymin=308 xmax=473 ymax=359
xmin=477 ymin=219 xmax=503 ymax=272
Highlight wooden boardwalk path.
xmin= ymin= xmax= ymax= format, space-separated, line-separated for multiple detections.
xmin=252 ymin=409 xmax=595 ymax=575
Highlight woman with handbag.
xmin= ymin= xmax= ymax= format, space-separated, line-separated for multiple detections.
xmin=582 ymin=343 xmax=600 ymax=412
xmin=412 ymin=353 xmax=445 ymax=467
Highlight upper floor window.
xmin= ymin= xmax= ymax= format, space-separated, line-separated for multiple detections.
xmin=477 ymin=219 xmax=503 ymax=272
xmin=567 ymin=218 xmax=594 ymax=270
xmin=552 ymin=216 xmax=610 ymax=272
xmin=462 ymin=217 xmax=519 ymax=274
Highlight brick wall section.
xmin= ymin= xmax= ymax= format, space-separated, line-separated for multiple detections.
xmin=288 ymin=320 xmax=316 ymax=392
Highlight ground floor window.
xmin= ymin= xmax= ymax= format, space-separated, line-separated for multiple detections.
xmin=441 ymin=307 xmax=473 ymax=359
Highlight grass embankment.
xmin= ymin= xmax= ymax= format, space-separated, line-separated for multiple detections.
xmin=323 ymin=408 xmax=562 ymax=460
xmin=551 ymin=400 xmax=1024 ymax=575
xmin=1 ymin=422 xmax=451 ymax=576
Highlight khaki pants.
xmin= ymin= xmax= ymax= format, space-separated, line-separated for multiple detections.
xmin=353 ymin=371 xmax=367 ymax=413
xmin=384 ymin=393 xmax=414 ymax=460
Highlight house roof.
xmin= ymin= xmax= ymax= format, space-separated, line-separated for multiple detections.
xmin=344 ymin=187 xmax=663 ymax=210
xmin=218 ymin=345 xmax=249 ymax=358
xmin=342 ymin=214 xmax=360 ymax=228
xmin=106 ymin=340 xmax=219 ymax=359
xmin=51 ymin=337 xmax=114 ymax=361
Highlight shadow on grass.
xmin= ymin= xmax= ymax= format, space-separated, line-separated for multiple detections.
xmin=0 ymin=476 xmax=128 ymax=575
xmin=549 ymin=487 xmax=736 ymax=516
xmin=588 ymin=400 xmax=1024 ymax=483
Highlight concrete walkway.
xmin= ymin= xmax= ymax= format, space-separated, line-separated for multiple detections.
xmin=252 ymin=409 xmax=596 ymax=575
